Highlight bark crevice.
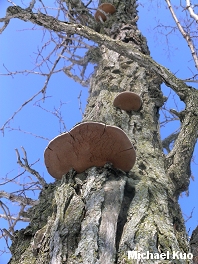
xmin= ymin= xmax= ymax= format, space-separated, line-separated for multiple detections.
xmin=116 ymin=179 xmax=135 ymax=252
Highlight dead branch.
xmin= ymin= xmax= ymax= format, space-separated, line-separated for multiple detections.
xmin=0 ymin=89 xmax=43 ymax=133
xmin=6 ymin=126 xmax=50 ymax=141
xmin=162 ymin=131 xmax=179 ymax=153
xmin=35 ymin=100 xmax=68 ymax=133
xmin=184 ymin=207 xmax=195 ymax=223
xmin=0 ymin=191 xmax=38 ymax=206
xmin=63 ymin=64 xmax=90 ymax=86
xmin=0 ymin=214 xmax=30 ymax=222
xmin=0 ymin=17 xmax=10 ymax=34
xmin=160 ymin=107 xmax=179 ymax=128
xmin=0 ymin=170 xmax=25 ymax=186
xmin=15 ymin=147 xmax=47 ymax=188
xmin=170 ymin=109 xmax=186 ymax=122
xmin=0 ymin=201 xmax=30 ymax=240
xmin=1 ymin=66 xmax=61 ymax=77
xmin=1 ymin=228 xmax=14 ymax=240
xmin=0 ymin=201 xmax=13 ymax=231
xmin=78 ymin=90 xmax=84 ymax=117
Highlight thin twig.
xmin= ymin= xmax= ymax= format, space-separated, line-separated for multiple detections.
xmin=0 ymin=89 xmax=43 ymax=133
xmin=15 ymin=147 xmax=47 ymax=187
xmin=41 ymin=40 xmax=68 ymax=96
xmin=77 ymin=90 xmax=84 ymax=117
xmin=6 ymin=126 xmax=50 ymax=141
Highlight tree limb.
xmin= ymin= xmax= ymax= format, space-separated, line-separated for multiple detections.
xmin=0 ymin=214 xmax=30 ymax=222
xmin=4 ymin=5 xmax=195 ymax=101
xmin=162 ymin=131 xmax=179 ymax=153
xmin=165 ymin=107 xmax=198 ymax=195
xmin=186 ymin=0 xmax=198 ymax=23
xmin=0 ymin=191 xmax=38 ymax=206
xmin=165 ymin=0 xmax=198 ymax=69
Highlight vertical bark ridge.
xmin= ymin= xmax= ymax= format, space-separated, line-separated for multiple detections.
xmin=7 ymin=1 xmax=193 ymax=263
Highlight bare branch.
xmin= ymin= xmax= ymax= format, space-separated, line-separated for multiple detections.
xmin=28 ymin=0 xmax=36 ymax=10
xmin=1 ymin=228 xmax=14 ymax=240
xmin=0 ymin=214 xmax=30 ymax=222
xmin=0 ymin=191 xmax=38 ymax=206
xmin=41 ymin=39 xmax=68 ymax=96
xmin=0 ymin=201 xmax=30 ymax=240
xmin=63 ymin=64 xmax=90 ymax=86
xmin=6 ymin=126 xmax=50 ymax=141
xmin=0 ymin=66 xmax=61 ymax=77
xmin=162 ymin=131 xmax=179 ymax=153
xmin=35 ymin=100 xmax=68 ymax=133
xmin=165 ymin=0 xmax=198 ymax=69
xmin=15 ymin=147 xmax=47 ymax=187
xmin=63 ymin=0 xmax=95 ymax=25
xmin=169 ymin=109 xmax=185 ymax=121
xmin=0 ymin=89 xmax=43 ymax=133
xmin=0 ymin=170 xmax=25 ymax=186
xmin=183 ymin=79 xmax=198 ymax=83
xmin=184 ymin=207 xmax=195 ymax=223
xmin=7 ymin=0 xmax=17 ymax=6
xmin=78 ymin=90 xmax=84 ymax=117
xmin=4 ymin=5 xmax=194 ymax=100
xmin=0 ymin=17 xmax=10 ymax=34
xmin=186 ymin=0 xmax=198 ymax=22
xmin=0 ymin=229 xmax=10 ymax=253
xmin=0 ymin=200 xmax=13 ymax=230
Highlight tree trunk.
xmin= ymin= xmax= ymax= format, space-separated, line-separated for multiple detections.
xmin=8 ymin=1 xmax=196 ymax=264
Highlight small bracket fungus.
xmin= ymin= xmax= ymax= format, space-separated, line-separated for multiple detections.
xmin=94 ymin=3 xmax=116 ymax=22
xmin=44 ymin=122 xmax=136 ymax=179
xmin=113 ymin=91 xmax=142 ymax=111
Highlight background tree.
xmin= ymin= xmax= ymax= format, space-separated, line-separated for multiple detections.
xmin=0 ymin=0 xmax=198 ymax=263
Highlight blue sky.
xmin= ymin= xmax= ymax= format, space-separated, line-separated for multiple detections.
xmin=0 ymin=1 xmax=198 ymax=263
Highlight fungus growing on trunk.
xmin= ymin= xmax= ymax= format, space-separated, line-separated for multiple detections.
xmin=113 ymin=91 xmax=142 ymax=111
xmin=44 ymin=122 xmax=136 ymax=179
xmin=94 ymin=3 xmax=116 ymax=22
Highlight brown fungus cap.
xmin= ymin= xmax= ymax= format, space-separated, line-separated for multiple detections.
xmin=44 ymin=122 xmax=136 ymax=179
xmin=94 ymin=3 xmax=116 ymax=22
xmin=113 ymin=91 xmax=142 ymax=111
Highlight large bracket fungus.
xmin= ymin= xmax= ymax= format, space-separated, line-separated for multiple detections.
xmin=94 ymin=3 xmax=116 ymax=22
xmin=44 ymin=122 xmax=136 ymax=179
xmin=113 ymin=91 xmax=142 ymax=111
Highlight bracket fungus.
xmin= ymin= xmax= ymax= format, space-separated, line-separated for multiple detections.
xmin=44 ymin=122 xmax=136 ymax=179
xmin=113 ymin=91 xmax=142 ymax=111
xmin=94 ymin=3 xmax=116 ymax=22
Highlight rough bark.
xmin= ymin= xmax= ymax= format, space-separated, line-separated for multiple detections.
xmin=6 ymin=1 xmax=198 ymax=264
xmin=190 ymin=226 xmax=198 ymax=264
